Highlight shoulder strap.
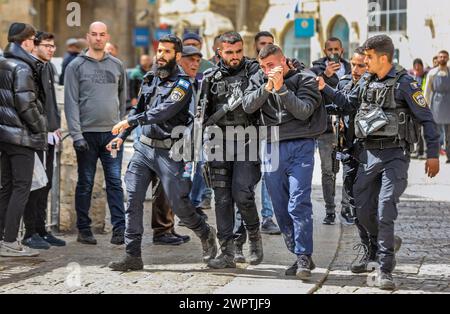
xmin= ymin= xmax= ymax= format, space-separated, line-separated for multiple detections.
xmin=386 ymin=65 xmax=408 ymax=87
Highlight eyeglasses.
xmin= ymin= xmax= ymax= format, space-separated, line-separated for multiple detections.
xmin=39 ymin=44 xmax=57 ymax=50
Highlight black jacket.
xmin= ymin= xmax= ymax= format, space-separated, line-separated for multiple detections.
xmin=41 ymin=62 xmax=61 ymax=132
xmin=310 ymin=57 xmax=351 ymax=88
xmin=59 ymin=51 xmax=79 ymax=85
xmin=0 ymin=43 xmax=47 ymax=150
xmin=243 ymin=68 xmax=326 ymax=143
xmin=123 ymin=66 xmax=193 ymax=141
xmin=310 ymin=57 xmax=351 ymax=133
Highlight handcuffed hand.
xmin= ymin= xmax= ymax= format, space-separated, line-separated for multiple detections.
xmin=268 ymin=66 xmax=284 ymax=92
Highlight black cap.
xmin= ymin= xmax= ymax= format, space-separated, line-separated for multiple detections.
xmin=182 ymin=32 xmax=202 ymax=43
xmin=8 ymin=23 xmax=27 ymax=42
xmin=182 ymin=46 xmax=203 ymax=58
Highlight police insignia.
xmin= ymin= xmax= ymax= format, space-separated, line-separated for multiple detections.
xmin=178 ymin=79 xmax=190 ymax=90
xmin=170 ymin=87 xmax=186 ymax=102
xmin=412 ymin=91 xmax=427 ymax=108
xmin=214 ymin=71 xmax=223 ymax=80
xmin=410 ymin=82 xmax=420 ymax=90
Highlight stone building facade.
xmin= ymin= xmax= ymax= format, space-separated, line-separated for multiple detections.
xmin=156 ymin=0 xmax=269 ymax=59
xmin=1 ymin=0 xmax=137 ymax=67
xmin=261 ymin=0 xmax=450 ymax=68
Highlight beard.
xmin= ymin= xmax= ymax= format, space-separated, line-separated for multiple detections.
xmin=224 ymin=58 xmax=243 ymax=70
xmin=156 ymin=57 xmax=177 ymax=79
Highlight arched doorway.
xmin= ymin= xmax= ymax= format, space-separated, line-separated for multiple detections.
xmin=328 ymin=16 xmax=350 ymax=60
xmin=282 ymin=23 xmax=311 ymax=66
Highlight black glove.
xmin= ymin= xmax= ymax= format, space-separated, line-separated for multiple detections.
xmin=73 ymin=139 xmax=89 ymax=152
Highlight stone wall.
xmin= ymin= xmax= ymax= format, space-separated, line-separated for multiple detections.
xmin=0 ymin=0 xmax=33 ymax=49
xmin=55 ymin=85 xmax=107 ymax=233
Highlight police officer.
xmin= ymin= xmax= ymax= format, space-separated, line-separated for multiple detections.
xmin=329 ymin=47 xmax=367 ymax=225
xmin=200 ymin=32 xmax=263 ymax=269
xmin=107 ymin=35 xmax=217 ymax=271
xmin=319 ymin=35 xmax=440 ymax=290
xmin=326 ymin=47 xmax=387 ymax=272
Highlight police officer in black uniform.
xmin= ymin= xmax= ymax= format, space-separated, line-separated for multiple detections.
xmin=107 ymin=35 xmax=217 ymax=271
xmin=327 ymin=47 xmax=367 ymax=225
xmin=200 ymin=32 xmax=263 ymax=269
xmin=319 ymin=35 xmax=440 ymax=290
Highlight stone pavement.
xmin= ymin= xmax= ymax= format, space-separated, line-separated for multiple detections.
xmin=0 ymin=189 xmax=339 ymax=294
xmin=316 ymin=158 xmax=450 ymax=294
xmin=0 ymin=145 xmax=449 ymax=294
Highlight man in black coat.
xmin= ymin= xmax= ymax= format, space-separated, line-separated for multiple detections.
xmin=21 ymin=31 xmax=66 ymax=250
xmin=310 ymin=37 xmax=351 ymax=225
xmin=0 ymin=23 xmax=47 ymax=257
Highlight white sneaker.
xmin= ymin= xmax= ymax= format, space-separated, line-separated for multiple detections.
xmin=0 ymin=241 xmax=40 ymax=257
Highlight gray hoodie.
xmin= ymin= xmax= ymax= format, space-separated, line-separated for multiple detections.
xmin=64 ymin=51 xmax=127 ymax=141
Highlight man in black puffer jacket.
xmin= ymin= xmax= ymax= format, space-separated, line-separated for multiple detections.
xmin=0 ymin=23 xmax=47 ymax=258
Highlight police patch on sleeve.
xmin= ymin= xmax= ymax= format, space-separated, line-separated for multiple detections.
xmin=412 ymin=91 xmax=428 ymax=108
xmin=177 ymin=79 xmax=191 ymax=90
xmin=170 ymin=87 xmax=187 ymax=102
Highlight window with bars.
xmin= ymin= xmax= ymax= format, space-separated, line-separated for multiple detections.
xmin=368 ymin=0 xmax=407 ymax=33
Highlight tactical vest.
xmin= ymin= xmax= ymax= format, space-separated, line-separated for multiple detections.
xmin=208 ymin=62 xmax=255 ymax=127
xmin=355 ymin=66 xmax=420 ymax=145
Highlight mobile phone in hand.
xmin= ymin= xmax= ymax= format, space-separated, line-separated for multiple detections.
xmin=111 ymin=142 xmax=118 ymax=159
xmin=329 ymin=53 xmax=340 ymax=64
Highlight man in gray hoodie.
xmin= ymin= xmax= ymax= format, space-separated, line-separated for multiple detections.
xmin=64 ymin=22 xmax=127 ymax=246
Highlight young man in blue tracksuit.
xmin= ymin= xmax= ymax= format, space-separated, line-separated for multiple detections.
xmin=243 ymin=44 xmax=326 ymax=279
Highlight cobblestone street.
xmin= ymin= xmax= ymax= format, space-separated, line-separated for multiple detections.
xmin=316 ymin=198 xmax=450 ymax=294
xmin=0 ymin=152 xmax=449 ymax=294
xmin=316 ymin=156 xmax=450 ymax=294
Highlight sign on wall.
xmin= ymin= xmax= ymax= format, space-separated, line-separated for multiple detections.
xmin=295 ymin=18 xmax=315 ymax=38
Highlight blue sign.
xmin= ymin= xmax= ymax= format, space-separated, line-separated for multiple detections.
xmin=295 ymin=18 xmax=315 ymax=38
xmin=134 ymin=27 xmax=150 ymax=47
xmin=154 ymin=27 xmax=172 ymax=41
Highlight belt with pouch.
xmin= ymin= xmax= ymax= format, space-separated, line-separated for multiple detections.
xmin=140 ymin=135 xmax=175 ymax=150
xmin=361 ymin=138 xmax=406 ymax=150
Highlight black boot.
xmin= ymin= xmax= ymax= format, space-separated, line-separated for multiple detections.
xmin=108 ymin=254 xmax=144 ymax=272
xmin=200 ymin=226 xmax=218 ymax=263
xmin=350 ymin=243 xmax=378 ymax=274
xmin=234 ymin=242 xmax=246 ymax=263
xmin=111 ymin=228 xmax=125 ymax=245
xmin=376 ymin=271 xmax=396 ymax=290
xmin=77 ymin=230 xmax=97 ymax=245
xmin=248 ymin=228 xmax=263 ymax=265
xmin=208 ymin=240 xmax=236 ymax=269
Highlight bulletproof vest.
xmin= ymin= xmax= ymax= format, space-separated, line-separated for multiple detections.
xmin=342 ymin=79 xmax=353 ymax=93
xmin=209 ymin=63 xmax=253 ymax=127
xmin=355 ymin=66 xmax=420 ymax=144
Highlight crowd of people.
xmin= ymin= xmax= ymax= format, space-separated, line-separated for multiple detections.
xmin=0 ymin=19 xmax=448 ymax=291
